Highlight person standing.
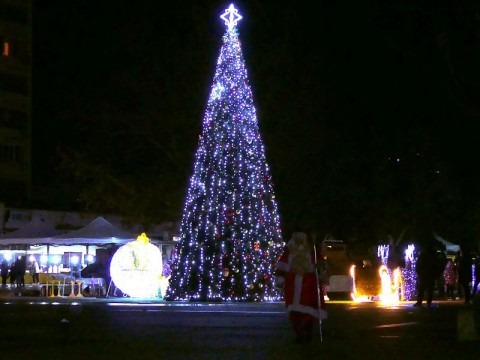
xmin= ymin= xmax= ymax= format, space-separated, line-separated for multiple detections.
xmin=30 ymin=259 xmax=40 ymax=284
xmin=414 ymin=243 xmax=439 ymax=307
xmin=443 ymin=259 xmax=457 ymax=300
xmin=0 ymin=260 xmax=9 ymax=288
xmin=9 ymin=262 xmax=16 ymax=287
xmin=276 ymin=232 xmax=327 ymax=343
xmin=15 ymin=256 xmax=26 ymax=287
xmin=457 ymin=247 xmax=473 ymax=304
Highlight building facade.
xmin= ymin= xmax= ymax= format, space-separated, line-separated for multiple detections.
xmin=0 ymin=0 xmax=32 ymax=206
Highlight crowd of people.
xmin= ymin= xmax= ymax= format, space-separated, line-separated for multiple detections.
xmin=415 ymin=243 xmax=480 ymax=307
xmin=0 ymin=256 xmax=40 ymax=288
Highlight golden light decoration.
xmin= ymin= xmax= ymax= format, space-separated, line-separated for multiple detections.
xmin=109 ymin=233 xmax=163 ymax=298
xmin=378 ymin=265 xmax=402 ymax=305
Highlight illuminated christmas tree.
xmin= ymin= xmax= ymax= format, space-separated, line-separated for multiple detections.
xmin=166 ymin=4 xmax=283 ymax=302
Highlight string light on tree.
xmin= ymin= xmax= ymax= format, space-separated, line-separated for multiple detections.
xmin=165 ymin=4 xmax=283 ymax=302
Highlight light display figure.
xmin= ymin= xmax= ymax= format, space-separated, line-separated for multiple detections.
xmin=166 ymin=4 xmax=283 ymax=301
xmin=110 ymin=233 xmax=163 ymax=298
xmin=402 ymin=244 xmax=417 ymax=300
xmin=377 ymin=244 xmax=403 ymax=303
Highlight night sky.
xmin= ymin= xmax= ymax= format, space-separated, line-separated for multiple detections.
xmin=31 ymin=0 xmax=480 ymax=247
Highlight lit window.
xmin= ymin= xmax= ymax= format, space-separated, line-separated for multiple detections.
xmin=2 ymin=41 xmax=9 ymax=56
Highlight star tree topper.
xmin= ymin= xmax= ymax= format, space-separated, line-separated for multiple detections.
xmin=220 ymin=4 xmax=243 ymax=31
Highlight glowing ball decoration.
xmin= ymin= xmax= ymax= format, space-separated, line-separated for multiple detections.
xmin=110 ymin=233 xmax=163 ymax=298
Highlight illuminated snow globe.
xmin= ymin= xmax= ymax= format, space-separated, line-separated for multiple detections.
xmin=110 ymin=232 xmax=163 ymax=298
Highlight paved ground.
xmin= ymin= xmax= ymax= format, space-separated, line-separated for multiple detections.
xmin=0 ymin=287 xmax=479 ymax=360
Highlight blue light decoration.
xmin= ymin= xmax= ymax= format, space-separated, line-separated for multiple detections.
xmin=472 ymin=263 xmax=477 ymax=292
xmin=377 ymin=245 xmax=390 ymax=265
xmin=165 ymin=3 xmax=283 ymax=302
xmin=401 ymin=244 xmax=417 ymax=301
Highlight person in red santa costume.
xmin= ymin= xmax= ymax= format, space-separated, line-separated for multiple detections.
xmin=275 ymin=231 xmax=327 ymax=343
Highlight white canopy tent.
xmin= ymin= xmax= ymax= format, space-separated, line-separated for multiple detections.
xmin=0 ymin=216 xmax=138 ymax=247
xmin=0 ymin=217 xmax=138 ymax=269
xmin=433 ymin=233 xmax=461 ymax=253
xmin=50 ymin=216 xmax=137 ymax=245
